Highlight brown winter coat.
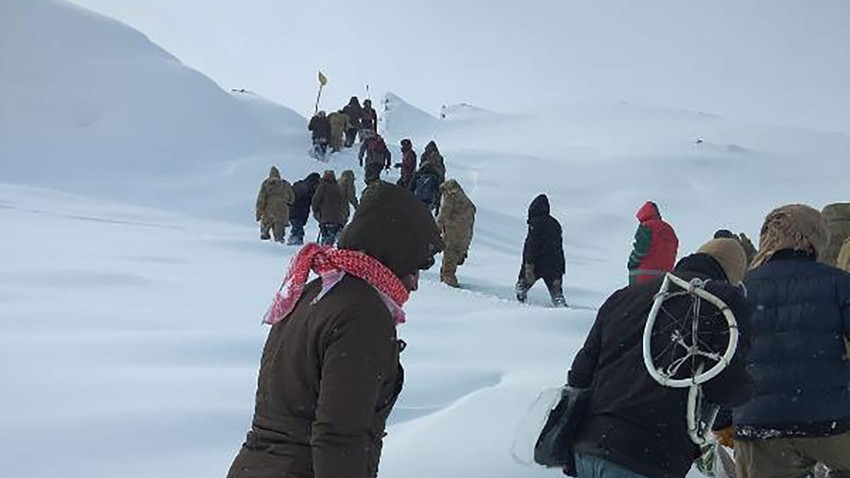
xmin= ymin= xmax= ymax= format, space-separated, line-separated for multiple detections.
xmin=838 ymin=237 xmax=850 ymax=272
xmin=228 ymin=182 xmax=443 ymax=478
xmin=338 ymin=170 xmax=358 ymax=224
xmin=256 ymin=166 xmax=294 ymax=223
xmin=437 ymin=179 xmax=475 ymax=255
xmin=311 ymin=174 xmax=344 ymax=225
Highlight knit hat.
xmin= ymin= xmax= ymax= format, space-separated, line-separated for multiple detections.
xmin=697 ymin=238 xmax=748 ymax=285
xmin=751 ymin=204 xmax=827 ymax=268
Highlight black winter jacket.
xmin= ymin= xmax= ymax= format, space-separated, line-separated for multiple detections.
xmin=568 ymin=254 xmax=753 ymax=478
xmin=342 ymin=103 xmax=362 ymax=130
xmin=521 ymin=195 xmax=565 ymax=280
xmin=733 ymin=250 xmax=850 ymax=439
xmin=290 ymin=175 xmax=320 ymax=223
xmin=309 ymin=116 xmax=331 ymax=141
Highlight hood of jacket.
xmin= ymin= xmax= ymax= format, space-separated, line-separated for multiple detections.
xmin=339 ymin=182 xmax=443 ymax=278
xmin=636 ymin=201 xmax=661 ymax=223
xmin=528 ymin=194 xmax=550 ymax=221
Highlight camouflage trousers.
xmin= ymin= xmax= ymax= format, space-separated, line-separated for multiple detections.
xmin=440 ymin=248 xmax=467 ymax=287
xmin=260 ymin=217 xmax=287 ymax=242
xmin=735 ymin=433 xmax=850 ymax=478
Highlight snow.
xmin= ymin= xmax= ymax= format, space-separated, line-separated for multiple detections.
xmin=3 ymin=1 xmax=850 ymax=477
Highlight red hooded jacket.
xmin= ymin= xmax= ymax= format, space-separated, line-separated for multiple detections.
xmin=627 ymin=201 xmax=679 ymax=284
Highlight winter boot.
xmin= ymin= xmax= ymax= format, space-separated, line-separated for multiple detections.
xmin=515 ymin=280 xmax=530 ymax=303
xmin=548 ymin=278 xmax=568 ymax=307
xmin=440 ymin=270 xmax=460 ymax=288
xmin=260 ymin=233 xmax=271 ymax=240
xmin=286 ymin=234 xmax=303 ymax=246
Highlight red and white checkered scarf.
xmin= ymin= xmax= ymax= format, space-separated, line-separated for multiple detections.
xmin=263 ymin=243 xmax=409 ymax=325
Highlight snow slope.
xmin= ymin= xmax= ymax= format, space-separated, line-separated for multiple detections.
xmin=0 ymin=0 xmax=308 ymax=220
xmin=4 ymin=1 xmax=850 ymax=478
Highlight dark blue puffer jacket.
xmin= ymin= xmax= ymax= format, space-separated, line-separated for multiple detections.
xmin=734 ymin=250 xmax=850 ymax=439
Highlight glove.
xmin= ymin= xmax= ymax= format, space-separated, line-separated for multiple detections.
xmin=713 ymin=426 xmax=735 ymax=448
xmin=523 ymin=263 xmax=535 ymax=284
xmin=255 ymin=213 xmax=261 ymax=222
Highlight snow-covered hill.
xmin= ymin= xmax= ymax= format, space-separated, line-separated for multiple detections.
xmin=0 ymin=0 xmax=308 ymax=219
xmin=3 ymin=1 xmax=850 ymax=478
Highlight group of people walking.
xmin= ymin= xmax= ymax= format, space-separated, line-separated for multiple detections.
xmin=252 ymin=118 xmax=850 ymax=478
xmin=308 ymin=96 xmax=379 ymax=161
xmin=568 ymin=202 xmax=850 ymax=478
xmin=255 ymin=168 xmax=357 ymax=246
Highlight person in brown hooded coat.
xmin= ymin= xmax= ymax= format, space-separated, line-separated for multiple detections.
xmin=227 ymin=182 xmax=443 ymax=478
xmin=436 ymin=179 xmax=476 ymax=287
xmin=338 ymin=170 xmax=358 ymax=225
xmin=311 ymin=171 xmax=344 ymax=246
xmin=255 ymin=166 xmax=295 ymax=242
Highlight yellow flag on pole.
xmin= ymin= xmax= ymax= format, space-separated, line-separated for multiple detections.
xmin=318 ymin=71 xmax=328 ymax=86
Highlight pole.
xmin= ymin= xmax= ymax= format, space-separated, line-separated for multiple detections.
xmin=314 ymin=84 xmax=323 ymax=115
xmin=366 ymin=84 xmax=371 ymax=101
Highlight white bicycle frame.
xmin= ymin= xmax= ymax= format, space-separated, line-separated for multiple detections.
xmin=642 ymin=273 xmax=739 ymax=445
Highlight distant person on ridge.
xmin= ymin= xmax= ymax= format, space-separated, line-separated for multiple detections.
xmin=287 ymin=173 xmax=321 ymax=246
xmin=311 ymin=170 xmax=345 ymax=246
xmin=308 ymin=111 xmax=331 ymax=160
xmin=226 ymin=182 xmax=444 ymax=478
xmin=342 ymin=96 xmax=363 ymax=148
xmin=394 ymin=139 xmax=417 ymax=189
xmin=516 ymin=194 xmax=567 ymax=307
xmin=327 ymin=111 xmax=349 ymax=153
xmin=358 ymin=131 xmax=391 ymax=184
xmin=360 ymin=98 xmax=378 ymax=136
xmin=627 ymin=201 xmax=679 ymax=285
xmin=338 ymin=170 xmax=359 ymax=225
xmin=255 ymin=166 xmax=294 ymax=243
xmin=436 ymin=179 xmax=476 ymax=288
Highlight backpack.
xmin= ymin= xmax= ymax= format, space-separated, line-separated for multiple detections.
xmin=367 ymin=136 xmax=386 ymax=154
xmin=414 ymin=173 xmax=437 ymax=205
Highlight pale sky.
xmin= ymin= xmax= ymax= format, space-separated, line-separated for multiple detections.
xmin=67 ymin=0 xmax=850 ymax=133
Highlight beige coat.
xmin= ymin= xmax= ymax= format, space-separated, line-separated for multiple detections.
xmin=327 ymin=112 xmax=349 ymax=151
xmin=821 ymin=203 xmax=850 ymax=265
xmin=255 ymin=166 xmax=294 ymax=224
xmin=437 ymin=179 xmax=475 ymax=254
xmin=837 ymin=237 xmax=850 ymax=272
